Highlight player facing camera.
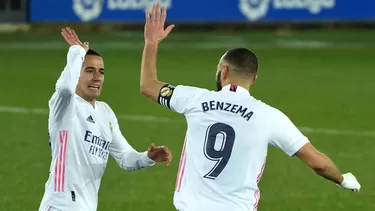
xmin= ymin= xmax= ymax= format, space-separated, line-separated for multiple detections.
xmin=75 ymin=49 xmax=105 ymax=104
xmin=38 ymin=27 xmax=172 ymax=211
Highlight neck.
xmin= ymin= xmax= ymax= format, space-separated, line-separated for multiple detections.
xmin=223 ymin=80 xmax=251 ymax=91
xmin=80 ymin=95 xmax=96 ymax=107
xmin=87 ymin=99 xmax=96 ymax=107
xmin=83 ymin=97 xmax=96 ymax=107
xmin=76 ymin=90 xmax=96 ymax=107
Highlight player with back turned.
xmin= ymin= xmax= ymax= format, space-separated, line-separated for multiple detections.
xmin=139 ymin=3 xmax=361 ymax=211
xmin=38 ymin=27 xmax=172 ymax=211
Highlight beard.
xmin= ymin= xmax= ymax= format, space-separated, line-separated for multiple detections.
xmin=216 ymin=71 xmax=222 ymax=91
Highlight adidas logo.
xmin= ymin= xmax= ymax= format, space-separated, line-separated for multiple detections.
xmin=86 ymin=115 xmax=95 ymax=123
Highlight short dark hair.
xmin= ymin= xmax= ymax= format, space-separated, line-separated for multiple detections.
xmin=86 ymin=49 xmax=101 ymax=57
xmin=222 ymin=48 xmax=258 ymax=76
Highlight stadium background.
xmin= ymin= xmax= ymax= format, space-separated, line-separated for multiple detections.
xmin=1 ymin=0 xmax=374 ymax=210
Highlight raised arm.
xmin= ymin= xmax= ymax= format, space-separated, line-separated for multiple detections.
xmin=140 ymin=3 xmax=175 ymax=103
xmin=49 ymin=28 xmax=89 ymax=122
xmin=140 ymin=4 xmax=208 ymax=115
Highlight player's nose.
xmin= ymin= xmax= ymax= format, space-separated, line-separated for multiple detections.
xmin=92 ymin=72 xmax=103 ymax=81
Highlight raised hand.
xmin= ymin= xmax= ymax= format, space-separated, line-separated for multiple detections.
xmin=144 ymin=3 xmax=175 ymax=45
xmin=61 ymin=27 xmax=89 ymax=52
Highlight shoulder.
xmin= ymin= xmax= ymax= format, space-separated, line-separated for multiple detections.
xmin=96 ymin=101 xmax=116 ymax=118
xmin=174 ymin=85 xmax=209 ymax=95
xmin=160 ymin=84 xmax=211 ymax=114
xmin=247 ymin=97 xmax=288 ymax=120
xmin=174 ymin=85 xmax=215 ymax=101
xmin=262 ymin=104 xmax=295 ymax=126
xmin=96 ymin=100 xmax=112 ymax=111
xmin=168 ymin=84 xmax=211 ymax=104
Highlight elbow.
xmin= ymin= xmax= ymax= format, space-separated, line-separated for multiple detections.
xmin=296 ymin=144 xmax=330 ymax=174
xmin=140 ymin=84 xmax=149 ymax=96
xmin=312 ymin=163 xmax=330 ymax=174
xmin=309 ymin=154 xmax=330 ymax=173
xmin=140 ymin=80 xmax=158 ymax=97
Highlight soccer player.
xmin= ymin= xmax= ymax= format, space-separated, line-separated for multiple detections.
xmin=38 ymin=27 xmax=172 ymax=211
xmin=139 ymin=4 xmax=361 ymax=211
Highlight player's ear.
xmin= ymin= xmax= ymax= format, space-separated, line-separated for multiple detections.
xmin=251 ymin=74 xmax=257 ymax=84
xmin=222 ymin=65 xmax=230 ymax=81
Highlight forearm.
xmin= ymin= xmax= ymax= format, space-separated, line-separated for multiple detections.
xmin=140 ymin=43 xmax=166 ymax=100
xmin=111 ymin=127 xmax=156 ymax=171
xmin=141 ymin=43 xmax=158 ymax=85
xmin=117 ymin=150 xmax=156 ymax=172
xmin=313 ymin=154 xmax=343 ymax=184
xmin=56 ymin=45 xmax=86 ymax=95
xmin=49 ymin=45 xmax=85 ymax=121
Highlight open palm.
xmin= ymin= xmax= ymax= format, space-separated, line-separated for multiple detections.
xmin=144 ymin=3 xmax=175 ymax=45
xmin=61 ymin=27 xmax=89 ymax=52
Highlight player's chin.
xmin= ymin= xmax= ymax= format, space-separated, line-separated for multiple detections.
xmin=87 ymin=89 xmax=102 ymax=98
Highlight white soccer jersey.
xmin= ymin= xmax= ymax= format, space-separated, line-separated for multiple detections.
xmin=38 ymin=45 xmax=155 ymax=211
xmin=157 ymin=84 xmax=309 ymax=211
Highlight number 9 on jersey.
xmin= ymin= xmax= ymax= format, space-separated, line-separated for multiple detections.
xmin=203 ymin=122 xmax=236 ymax=180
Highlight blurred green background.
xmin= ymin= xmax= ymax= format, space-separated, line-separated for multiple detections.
xmin=0 ymin=29 xmax=374 ymax=211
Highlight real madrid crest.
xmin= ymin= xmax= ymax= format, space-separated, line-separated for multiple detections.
xmin=109 ymin=121 xmax=113 ymax=132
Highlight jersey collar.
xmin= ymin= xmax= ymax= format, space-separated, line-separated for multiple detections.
xmin=221 ymin=84 xmax=250 ymax=96
xmin=75 ymin=94 xmax=97 ymax=109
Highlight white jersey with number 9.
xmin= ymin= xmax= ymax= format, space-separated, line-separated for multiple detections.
xmin=157 ymin=84 xmax=309 ymax=211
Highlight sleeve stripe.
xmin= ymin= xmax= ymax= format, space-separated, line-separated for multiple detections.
xmin=162 ymin=98 xmax=168 ymax=107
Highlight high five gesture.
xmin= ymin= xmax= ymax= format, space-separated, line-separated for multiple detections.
xmin=144 ymin=3 xmax=175 ymax=45
xmin=140 ymin=3 xmax=175 ymax=102
xmin=61 ymin=27 xmax=89 ymax=52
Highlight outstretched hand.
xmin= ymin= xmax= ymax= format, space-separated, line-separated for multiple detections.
xmin=337 ymin=172 xmax=361 ymax=192
xmin=147 ymin=143 xmax=172 ymax=166
xmin=61 ymin=27 xmax=89 ymax=52
xmin=144 ymin=3 xmax=175 ymax=45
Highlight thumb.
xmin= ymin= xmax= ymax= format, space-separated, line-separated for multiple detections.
xmin=83 ymin=42 xmax=89 ymax=48
xmin=164 ymin=24 xmax=175 ymax=36
xmin=149 ymin=143 xmax=156 ymax=151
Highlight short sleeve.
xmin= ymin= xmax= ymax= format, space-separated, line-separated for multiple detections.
xmin=157 ymin=84 xmax=207 ymax=114
xmin=268 ymin=109 xmax=310 ymax=157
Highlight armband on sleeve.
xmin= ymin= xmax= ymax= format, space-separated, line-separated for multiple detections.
xmin=157 ymin=84 xmax=176 ymax=109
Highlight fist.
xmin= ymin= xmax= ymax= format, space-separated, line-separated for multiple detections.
xmin=147 ymin=143 xmax=172 ymax=166
xmin=338 ymin=172 xmax=361 ymax=192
